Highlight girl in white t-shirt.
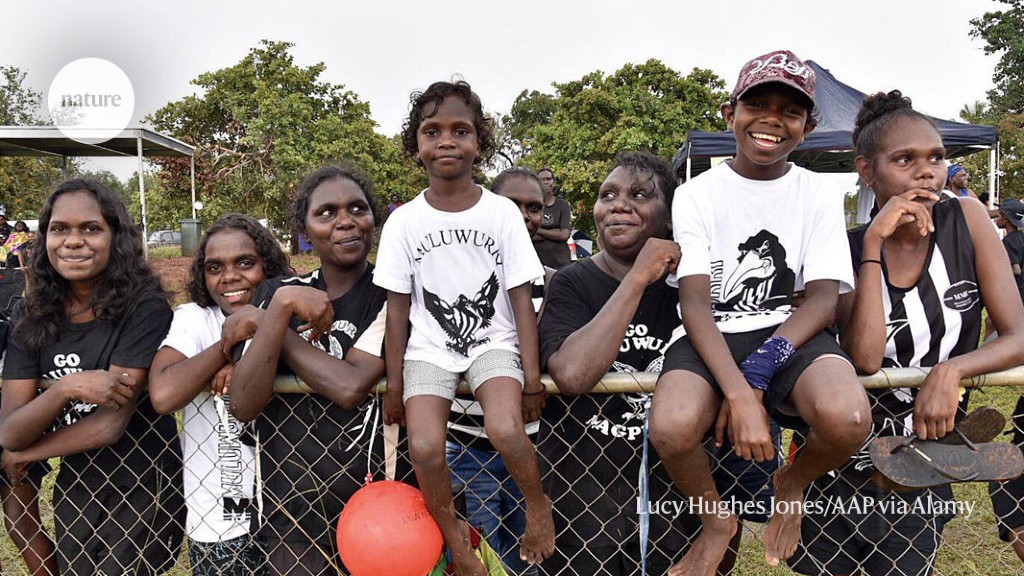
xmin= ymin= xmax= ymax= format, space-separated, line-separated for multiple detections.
xmin=375 ymin=80 xmax=554 ymax=576
xmin=150 ymin=213 xmax=291 ymax=575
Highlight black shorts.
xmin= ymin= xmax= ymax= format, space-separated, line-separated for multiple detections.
xmin=661 ymin=326 xmax=849 ymax=430
xmin=53 ymin=461 xmax=185 ymax=576
xmin=789 ymin=469 xmax=953 ymax=576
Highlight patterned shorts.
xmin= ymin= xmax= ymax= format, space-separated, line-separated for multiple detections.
xmin=403 ymin=349 xmax=524 ymax=402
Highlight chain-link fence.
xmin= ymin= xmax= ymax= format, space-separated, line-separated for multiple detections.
xmin=3 ymin=368 xmax=1024 ymax=575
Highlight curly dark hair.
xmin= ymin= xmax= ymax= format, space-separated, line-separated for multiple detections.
xmin=401 ymin=80 xmax=496 ymax=165
xmin=492 ymin=167 xmax=542 ymax=195
xmin=186 ymin=213 xmax=293 ymax=308
xmin=612 ymin=151 xmax=679 ymax=208
xmin=853 ymin=90 xmax=937 ymax=158
xmin=290 ymin=163 xmax=381 ymax=237
xmin=14 ymin=178 xmax=167 ymax=351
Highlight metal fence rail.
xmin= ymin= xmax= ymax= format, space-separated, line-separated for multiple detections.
xmin=2 ymin=367 xmax=1023 ymax=575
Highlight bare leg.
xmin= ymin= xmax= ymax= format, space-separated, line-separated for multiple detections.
xmin=2 ymin=482 xmax=58 ymax=576
xmin=763 ymin=358 xmax=870 ymax=567
xmin=715 ymin=528 xmax=742 ymax=576
xmin=475 ymin=377 xmax=555 ymax=565
xmin=406 ymin=395 xmax=487 ymax=576
xmin=650 ymin=371 xmax=737 ymax=576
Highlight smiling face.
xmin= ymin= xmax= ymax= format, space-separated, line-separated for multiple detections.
xmin=859 ymin=116 xmax=946 ymax=210
xmin=496 ymin=175 xmax=545 ymax=236
xmin=305 ymin=176 xmax=375 ymax=270
xmin=723 ymin=84 xmax=814 ymax=181
xmin=203 ymin=228 xmax=267 ymax=314
xmin=416 ymin=96 xmax=480 ymax=182
xmin=593 ymin=166 xmax=670 ymax=262
xmin=46 ymin=190 xmax=112 ymax=289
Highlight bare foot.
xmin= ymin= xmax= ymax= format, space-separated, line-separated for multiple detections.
xmin=449 ymin=522 xmax=488 ymax=576
xmin=667 ymin=514 xmax=737 ymax=576
xmin=520 ymin=495 xmax=556 ymax=564
xmin=764 ymin=464 xmax=805 ymax=567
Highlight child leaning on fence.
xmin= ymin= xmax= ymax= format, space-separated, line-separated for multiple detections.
xmin=787 ymin=90 xmax=1024 ymax=576
xmin=149 ymin=214 xmax=294 ymax=575
xmin=0 ymin=178 xmax=184 ymax=576
xmin=375 ymin=80 xmax=555 ymax=576
xmin=228 ymin=164 xmax=411 ymax=576
xmin=649 ymin=50 xmax=872 ymax=576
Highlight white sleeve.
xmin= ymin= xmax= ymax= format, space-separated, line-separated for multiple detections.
xmin=499 ymin=198 xmax=545 ymax=289
xmin=353 ymin=302 xmax=386 ymax=357
xmin=802 ymin=180 xmax=855 ymax=294
xmin=667 ymin=184 xmax=712 ymax=287
xmin=372 ymin=211 xmax=414 ymax=294
xmin=160 ymin=304 xmax=212 ymax=358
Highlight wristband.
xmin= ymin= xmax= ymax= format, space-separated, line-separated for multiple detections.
xmin=523 ymin=387 xmax=546 ymax=396
xmin=739 ymin=335 xmax=796 ymax=392
xmin=860 ymin=259 xmax=883 ymax=267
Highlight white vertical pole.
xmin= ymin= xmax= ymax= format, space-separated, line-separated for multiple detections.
xmin=137 ymin=137 xmax=148 ymax=253
xmin=191 ymin=154 xmax=197 ymax=219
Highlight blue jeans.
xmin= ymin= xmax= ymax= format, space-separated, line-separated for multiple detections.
xmin=447 ymin=441 xmax=538 ymax=576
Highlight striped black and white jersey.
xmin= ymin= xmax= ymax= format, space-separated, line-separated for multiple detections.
xmin=847 ymin=199 xmax=980 ymax=472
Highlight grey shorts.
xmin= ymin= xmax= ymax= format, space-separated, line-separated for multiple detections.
xmin=403 ymin=349 xmax=524 ymax=403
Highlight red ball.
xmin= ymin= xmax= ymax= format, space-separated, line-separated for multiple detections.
xmin=337 ymin=480 xmax=443 ymax=576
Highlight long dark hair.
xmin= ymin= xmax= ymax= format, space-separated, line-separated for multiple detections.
xmin=186 ymin=213 xmax=292 ymax=307
xmin=14 ymin=178 xmax=167 ymax=350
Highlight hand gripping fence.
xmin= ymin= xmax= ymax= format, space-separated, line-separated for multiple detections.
xmin=5 ymin=366 xmax=1024 ymax=575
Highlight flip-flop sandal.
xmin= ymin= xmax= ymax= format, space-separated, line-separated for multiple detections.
xmin=870 ymin=406 xmax=1008 ymax=491
xmin=937 ymin=405 xmax=1006 ymax=445
xmin=870 ymin=435 xmax=1024 ymax=489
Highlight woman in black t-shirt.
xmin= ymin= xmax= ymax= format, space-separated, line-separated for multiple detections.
xmin=230 ymin=164 xmax=410 ymax=576
xmin=0 ymin=178 xmax=183 ymax=575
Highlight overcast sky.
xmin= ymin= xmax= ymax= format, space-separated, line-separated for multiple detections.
xmin=0 ymin=0 xmax=1004 ymax=179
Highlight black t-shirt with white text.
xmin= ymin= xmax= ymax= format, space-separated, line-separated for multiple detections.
xmin=2 ymin=293 xmax=178 ymax=488
xmin=242 ymin=265 xmax=410 ymax=547
xmin=538 ymin=258 xmax=699 ymax=550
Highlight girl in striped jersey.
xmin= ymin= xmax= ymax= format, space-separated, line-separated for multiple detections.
xmin=791 ymin=90 xmax=1024 ymax=576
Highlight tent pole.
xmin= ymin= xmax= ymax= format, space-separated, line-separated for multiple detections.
xmin=993 ymin=143 xmax=1000 ymax=204
xmin=686 ymin=154 xmax=692 ymax=182
xmin=191 ymin=154 xmax=197 ymax=219
xmin=137 ymin=137 xmax=148 ymax=254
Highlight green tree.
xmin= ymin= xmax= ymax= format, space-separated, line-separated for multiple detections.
xmin=971 ymin=0 xmax=1024 ymax=114
xmin=147 ymin=40 xmax=420 ymax=235
xmin=505 ymin=60 xmax=728 ymax=235
xmin=964 ymin=0 xmax=1024 ymax=198
xmin=0 ymin=65 xmax=64 ymax=217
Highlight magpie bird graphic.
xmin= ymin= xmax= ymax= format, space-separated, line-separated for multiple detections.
xmin=423 ymin=272 xmax=500 ymax=356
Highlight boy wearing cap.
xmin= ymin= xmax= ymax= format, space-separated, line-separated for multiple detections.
xmin=649 ymin=50 xmax=870 ymax=576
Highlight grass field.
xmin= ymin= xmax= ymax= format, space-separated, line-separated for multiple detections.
xmin=2 ymin=249 xmax=1023 ymax=574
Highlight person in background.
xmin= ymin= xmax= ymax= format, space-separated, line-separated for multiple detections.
xmin=944 ymin=164 xmax=979 ymax=200
xmin=533 ymin=169 xmax=573 ymax=269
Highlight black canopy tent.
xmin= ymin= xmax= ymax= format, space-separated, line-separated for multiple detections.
xmin=672 ymin=61 xmax=999 ymax=197
xmin=0 ymin=126 xmax=196 ymax=245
